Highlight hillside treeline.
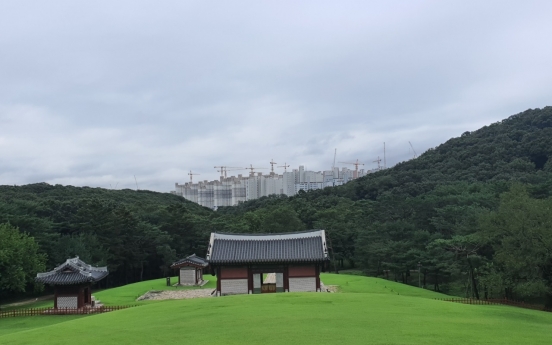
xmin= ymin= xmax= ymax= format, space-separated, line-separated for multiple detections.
xmin=2 ymin=107 xmax=552 ymax=306
xmin=0 ymin=185 xmax=214 ymax=297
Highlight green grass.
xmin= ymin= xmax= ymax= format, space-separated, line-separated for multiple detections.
xmin=2 ymin=291 xmax=552 ymax=344
xmin=2 ymin=274 xmax=551 ymax=344
xmin=320 ymin=273 xmax=451 ymax=298
xmin=0 ymin=316 xmax=85 ymax=337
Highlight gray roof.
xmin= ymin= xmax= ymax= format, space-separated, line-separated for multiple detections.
xmin=36 ymin=257 xmax=108 ymax=285
xmin=171 ymin=254 xmax=208 ymax=268
xmin=207 ymin=230 xmax=329 ymax=264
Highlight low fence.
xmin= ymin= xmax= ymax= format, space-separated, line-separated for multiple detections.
xmin=436 ymin=298 xmax=552 ymax=312
xmin=0 ymin=305 xmax=135 ymax=318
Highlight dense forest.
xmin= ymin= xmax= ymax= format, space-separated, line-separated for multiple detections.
xmin=2 ymin=107 xmax=552 ymax=306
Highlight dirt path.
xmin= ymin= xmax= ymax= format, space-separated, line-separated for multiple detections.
xmin=0 ymin=295 xmax=53 ymax=308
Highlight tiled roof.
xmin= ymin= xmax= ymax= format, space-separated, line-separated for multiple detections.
xmin=36 ymin=257 xmax=108 ymax=285
xmin=207 ymin=230 xmax=329 ymax=264
xmin=171 ymin=254 xmax=208 ymax=268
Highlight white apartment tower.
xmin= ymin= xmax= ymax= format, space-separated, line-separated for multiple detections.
xmin=175 ymin=165 xmax=370 ymax=209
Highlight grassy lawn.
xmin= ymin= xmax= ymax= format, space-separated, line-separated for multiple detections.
xmin=0 ymin=316 xmax=85 ymax=337
xmin=2 ymin=274 xmax=551 ymax=344
xmin=320 ymin=273 xmax=451 ymax=298
xmin=1 ymin=291 xmax=551 ymax=344
xmin=94 ymin=274 xmax=217 ymax=306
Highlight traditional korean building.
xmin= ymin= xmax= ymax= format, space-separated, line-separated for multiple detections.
xmin=207 ymin=230 xmax=329 ymax=296
xmin=36 ymin=257 xmax=108 ymax=309
xmin=170 ymin=254 xmax=208 ymax=285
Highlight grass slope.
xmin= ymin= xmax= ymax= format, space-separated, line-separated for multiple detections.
xmin=92 ymin=273 xmax=445 ymax=306
xmin=2 ymin=274 xmax=551 ymax=344
xmin=0 ymin=316 xmax=84 ymax=337
xmin=321 ymin=274 xmax=450 ymax=298
xmin=2 ymin=293 xmax=552 ymax=345
xmin=94 ymin=275 xmax=217 ymax=305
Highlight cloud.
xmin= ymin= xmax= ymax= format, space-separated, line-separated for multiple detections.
xmin=1 ymin=1 xmax=551 ymax=191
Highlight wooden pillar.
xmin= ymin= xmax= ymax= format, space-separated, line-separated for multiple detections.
xmin=216 ymin=267 xmax=221 ymax=295
xmin=315 ymin=265 xmax=321 ymax=292
xmin=78 ymin=285 xmax=84 ymax=308
xmin=283 ymin=265 xmax=289 ymax=292
xmin=54 ymin=287 xmax=58 ymax=309
xmin=247 ymin=266 xmax=253 ymax=293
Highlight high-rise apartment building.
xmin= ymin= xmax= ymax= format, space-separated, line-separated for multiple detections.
xmin=174 ymin=165 xmax=370 ymax=209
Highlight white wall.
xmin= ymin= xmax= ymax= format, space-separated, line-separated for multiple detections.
xmin=179 ymin=268 xmax=196 ymax=285
xmin=57 ymin=296 xmax=78 ymax=308
xmin=221 ymin=279 xmax=248 ymax=295
xmin=288 ymin=277 xmax=316 ymax=292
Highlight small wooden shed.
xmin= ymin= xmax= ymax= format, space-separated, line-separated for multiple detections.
xmin=171 ymin=254 xmax=208 ymax=285
xmin=35 ymin=257 xmax=108 ymax=309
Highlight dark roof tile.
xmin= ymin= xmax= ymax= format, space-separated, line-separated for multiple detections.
xmin=171 ymin=254 xmax=208 ymax=268
xmin=36 ymin=257 xmax=108 ymax=285
xmin=207 ymin=230 xmax=329 ymax=264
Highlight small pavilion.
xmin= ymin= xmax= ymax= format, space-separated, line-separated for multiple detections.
xmin=36 ymin=257 xmax=108 ymax=309
xmin=207 ymin=230 xmax=329 ymax=296
xmin=171 ymin=254 xmax=208 ymax=285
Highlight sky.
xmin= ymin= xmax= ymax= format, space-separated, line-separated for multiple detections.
xmin=1 ymin=1 xmax=551 ymax=192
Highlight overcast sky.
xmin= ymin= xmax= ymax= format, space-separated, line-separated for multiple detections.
xmin=1 ymin=1 xmax=551 ymax=192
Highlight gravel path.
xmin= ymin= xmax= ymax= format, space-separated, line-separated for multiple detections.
xmin=136 ymin=280 xmax=337 ymax=301
xmin=137 ymin=289 xmax=214 ymax=301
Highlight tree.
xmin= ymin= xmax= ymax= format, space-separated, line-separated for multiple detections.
xmin=0 ymin=223 xmax=46 ymax=295
xmin=431 ymin=235 xmax=484 ymax=299
xmin=479 ymin=185 xmax=552 ymax=305
xmin=260 ymin=206 xmax=305 ymax=234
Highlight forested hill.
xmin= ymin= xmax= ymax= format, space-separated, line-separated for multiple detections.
xmin=0 ymin=184 xmax=213 ymax=294
xmin=216 ymin=107 xmax=552 ymax=305
xmin=348 ymin=106 xmax=552 ymax=200
xmin=2 ymin=107 xmax=552 ymax=305
xmin=220 ymin=107 xmax=552 ymax=216
xmin=0 ymin=183 xmax=210 ymax=210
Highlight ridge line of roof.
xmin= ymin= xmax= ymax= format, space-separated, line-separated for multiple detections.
xmin=212 ymin=229 xmax=324 ymax=236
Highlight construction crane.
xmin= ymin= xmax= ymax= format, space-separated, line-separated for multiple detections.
xmin=409 ymin=141 xmax=417 ymax=159
xmin=269 ymin=159 xmax=278 ymax=174
xmin=224 ymin=167 xmax=246 ymax=176
xmin=214 ymin=166 xmax=243 ymax=178
xmin=188 ymin=170 xmax=200 ymax=183
xmin=373 ymin=156 xmax=382 ymax=170
xmin=244 ymin=164 xmax=266 ymax=176
xmin=278 ymin=162 xmax=290 ymax=172
xmin=338 ymin=159 xmax=365 ymax=179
